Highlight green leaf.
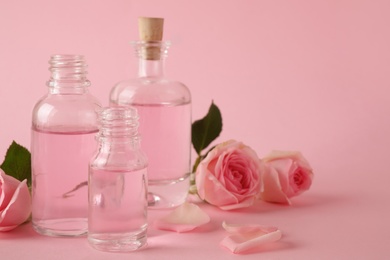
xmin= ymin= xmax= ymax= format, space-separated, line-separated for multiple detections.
xmin=192 ymin=101 xmax=222 ymax=155
xmin=0 ymin=141 xmax=31 ymax=187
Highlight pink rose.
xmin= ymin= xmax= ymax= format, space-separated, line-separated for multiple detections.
xmin=195 ymin=140 xmax=263 ymax=210
xmin=0 ymin=169 xmax=31 ymax=231
xmin=260 ymin=151 xmax=313 ymax=205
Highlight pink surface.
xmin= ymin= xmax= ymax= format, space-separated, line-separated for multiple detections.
xmin=1 ymin=0 xmax=390 ymax=259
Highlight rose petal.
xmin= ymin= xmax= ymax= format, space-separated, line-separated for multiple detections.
xmin=198 ymin=169 xmax=242 ymax=207
xmin=0 ymin=170 xmax=22 ymax=211
xmin=222 ymin=221 xmax=278 ymax=234
xmin=0 ymin=224 xmax=19 ymax=232
xmin=263 ymin=150 xmax=308 ymax=165
xmin=267 ymin=158 xmax=294 ymax=191
xmin=154 ymin=202 xmax=210 ymax=232
xmin=260 ymin=165 xmax=291 ymax=204
xmin=220 ymin=229 xmax=282 ymax=254
xmin=0 ymin=179 xmax=31 ymax=231
xmin=219 ymin=197 xmax=255 ymax=211
xmin=220 ymin=222 xmax=282 ymax=254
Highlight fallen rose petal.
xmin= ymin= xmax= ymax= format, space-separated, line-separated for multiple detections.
xmin=154 ymin=202 xmax=210 ymax=232
xmin=222 ymin=221 xmax=278 ymax=234
xmin=220 ymin=221 xmax=282 ymax=254
xmin=220 ymin=229 xmax=282 ymax=254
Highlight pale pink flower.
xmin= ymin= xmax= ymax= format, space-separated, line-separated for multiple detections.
xmin=0 ymin=169 xmax=31 ymax=231
xmin=260 ymin=151 xmax=313 ymax=204
xmin=195 ymin=140 xmax=263 ymax=210
xmin=154 ymin=202 xmax=210 ymax=232
xmin=220 ymin=221 xmax=282 ymax=254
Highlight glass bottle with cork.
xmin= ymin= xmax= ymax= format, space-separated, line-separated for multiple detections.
xmin=110 ymin=17 xmax=192 ymax=209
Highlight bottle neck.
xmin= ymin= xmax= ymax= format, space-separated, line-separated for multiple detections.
xmin=138 ymin=59 xmax=165 ymax=78
xmin=134 ymin=41 xmax=170 ymax=78
xmin=47 ymin=54 xmax=90 ymax=94
xmin=97 ymin=107 xmax=140 ymax=146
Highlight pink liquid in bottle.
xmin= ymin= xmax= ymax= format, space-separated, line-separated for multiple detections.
xmin=134 ymin=102 xmax=191 ymax=208
xmin=31 ymin=128 xmax=98 ymax=236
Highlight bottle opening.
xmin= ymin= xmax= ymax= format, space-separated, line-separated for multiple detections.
xmin=48 ymin=54 xmax=89 ymax=85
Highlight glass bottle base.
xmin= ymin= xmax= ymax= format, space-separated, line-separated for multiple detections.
xmin=32 ymin=218 xmax=87 ymax=237
xmin=88 ymin=228 xmax=147 ymax=252
xmin=147 ymin=173 xmax=190 ymax=209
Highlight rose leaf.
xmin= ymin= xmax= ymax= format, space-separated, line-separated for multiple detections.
xmin=192 ymin=101 xmax=223 ymax=155
xmin=0 ymin=141 xmax=31 ymax=187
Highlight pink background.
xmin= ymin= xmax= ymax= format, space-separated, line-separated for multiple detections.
xmin=1 ymin=0 xmax=390 ymax=259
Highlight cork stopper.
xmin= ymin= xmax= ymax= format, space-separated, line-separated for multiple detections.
xmin=138 ymin=17 xmax=164 ymax=42
xmin=138 ymin=17 xmax=164 ymax=60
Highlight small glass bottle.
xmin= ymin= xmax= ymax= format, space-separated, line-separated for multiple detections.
xmin=88 ymin=107 xmax=148 ymax=252
xmin=31 ymin=54 xmax=101 ymax=237
xmin=110 ymin=17 xmax=191 ymax=209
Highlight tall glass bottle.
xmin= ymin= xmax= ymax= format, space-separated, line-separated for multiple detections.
xmin=31 ymin=54 xmax=101 ymax=237
xmin=110 ymin=17 xmax=191 ymax=209
xmin=88 ymin=107 xmax=148 ymax=252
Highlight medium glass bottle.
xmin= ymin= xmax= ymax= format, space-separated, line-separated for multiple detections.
xmin=88 ymin=107 xmax=148 ymax=252
xmin=31 ymin=54 xmax=101 ymax=237
xmin=110 ymin=17 xmax=191 ymax=209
